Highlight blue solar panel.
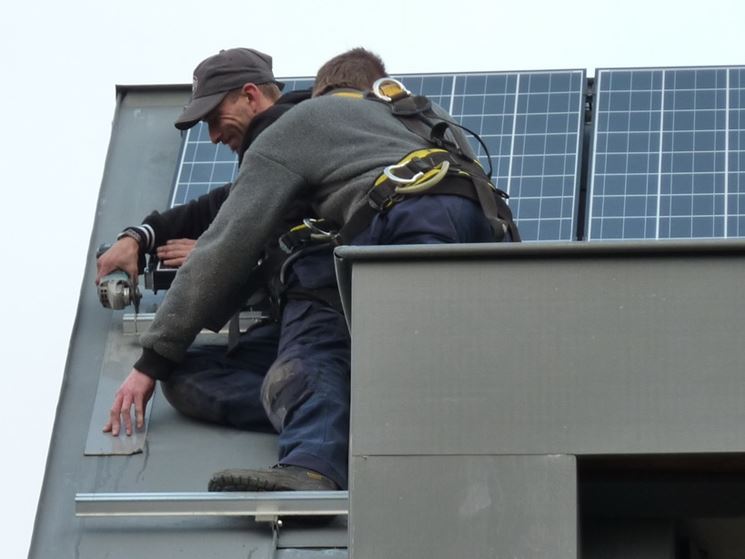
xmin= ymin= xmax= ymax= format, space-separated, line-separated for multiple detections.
xmin=171 ymin=71 xmax=586 ymax=241
xmin=588 ymin=66 xmax=745 ymax=240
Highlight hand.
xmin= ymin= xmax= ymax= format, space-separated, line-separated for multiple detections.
xmin=96 ymin=237 xmax=140 ymax=284
xmin=156 ymin=238 xmax=197 ymax=268
xmin=103 ymin=368 xmax=156 ymax=436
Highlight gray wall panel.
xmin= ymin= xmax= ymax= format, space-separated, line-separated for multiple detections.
xmin=347 ymin=248 xmax=745 ymax=456
xmin=349 ymin=455 xmax=577 ymax=559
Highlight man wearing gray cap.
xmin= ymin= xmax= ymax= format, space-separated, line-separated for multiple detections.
xmin=100 ymin=48 xmax=353 ymax=492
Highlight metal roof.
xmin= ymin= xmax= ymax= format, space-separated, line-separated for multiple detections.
xmin=29 ymin=85 xmax=347 ymax=559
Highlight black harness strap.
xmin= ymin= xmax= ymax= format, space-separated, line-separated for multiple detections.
xmin=354 ymin=81 xmax=520 ymax=242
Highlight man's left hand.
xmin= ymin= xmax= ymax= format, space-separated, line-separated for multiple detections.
xmin=156 ymin=238 xmax=197 ymax=268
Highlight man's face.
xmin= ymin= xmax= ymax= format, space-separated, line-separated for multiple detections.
xmin=205 ymin=92 xmax=254 ymax=152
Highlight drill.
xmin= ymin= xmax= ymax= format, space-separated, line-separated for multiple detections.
xmin=96 ymin=244 xmax=141 ymax=312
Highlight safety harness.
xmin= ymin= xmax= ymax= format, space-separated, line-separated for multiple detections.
xmin=279 ymin=79 xmax=520 ymax=248
xmin=267 ymin=80 xmax=522 ymax=324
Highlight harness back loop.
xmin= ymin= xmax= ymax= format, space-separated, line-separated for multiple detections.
xmin=372 ymin=77 xmax=411 ymax=102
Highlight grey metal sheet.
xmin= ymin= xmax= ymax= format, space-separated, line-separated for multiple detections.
xmin=277 ymin=518 xmax=348 ymax=550
xmin=277 ymin=551 xmax=348 ymax=559
xmin=30 ymin=86 xmax=347 ymax=558
xmin=74 ymin=517 xmax=276 ymax=559
xmin=349 ymin=454 xmax=577 ymax=559
xmin=84 ymin=328 xmax=152 ymax=455
xmin=336 ymin=241 xmax=745 ymax=456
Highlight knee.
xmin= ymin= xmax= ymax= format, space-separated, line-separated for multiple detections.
xmin=161 ymin=376 xmax=204 ymax=419
xmin=261 ymin=358 xmax=310 ymax=432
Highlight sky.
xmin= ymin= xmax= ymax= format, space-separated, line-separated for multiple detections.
xmin=1 ymin=0 xmax=742 ymax=556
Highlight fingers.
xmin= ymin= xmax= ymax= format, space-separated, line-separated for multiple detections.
xmin=104 ymin=395 xmax=135 ymax=436
xmin=96 ymin=237 xmax=140 ymax=284
xmin=156 ymin=238 xmax=197 ymax=268
xmin=105 ymin=369 xmax=155 ymax=437
xmin=162 ymin=255 xmax=188 ymax=267
xmin=121 ymin=393 xmax=134 ymax=436
xmin=95 ymin=258 xmax=113 ymax=285
xmin=134 ymin=393 xmax=145 ymax=430
xmin=104 ymin=393 xmax=123 ymax=435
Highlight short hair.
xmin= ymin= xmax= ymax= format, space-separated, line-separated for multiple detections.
xmin=256 ymin=82 xmax=283 ymax=102
xmin=220 ymin=83 xmax=281 ymax=107
xmin=313 ymin=48 xmax=388 ymax=97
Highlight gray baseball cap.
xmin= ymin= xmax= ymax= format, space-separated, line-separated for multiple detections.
xmin=174 ymin=47 xmax=284 ymax=130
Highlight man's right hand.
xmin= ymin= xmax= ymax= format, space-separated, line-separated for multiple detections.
xmin=103 ymin=368 xmax=156 ymax=436
xmin=96 ymin=236 xmax=140 ymax=284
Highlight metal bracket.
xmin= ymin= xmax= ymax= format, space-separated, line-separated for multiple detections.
xmin=75 ymin=490 xmax=349 ymax=519
xmin=122 ymin=311 xmax=268 ymax=335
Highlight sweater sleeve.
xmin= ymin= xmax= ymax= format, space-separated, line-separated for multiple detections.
xmin=136 ymin=150 xmax=307 ymax=380
xmin=141 ymin=183 xmax=231 ymax=250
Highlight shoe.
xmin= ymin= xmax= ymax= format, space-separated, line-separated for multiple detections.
xmin=208 ymin=464 xmax=339 ymax=492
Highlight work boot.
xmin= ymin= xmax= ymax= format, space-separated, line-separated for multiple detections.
xmin=208 ymin=464 xmax=339 ymax=492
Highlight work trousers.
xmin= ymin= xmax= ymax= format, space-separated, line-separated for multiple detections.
xmin=162 ymin=245 xmax=351 ymax=489
xmin=162 ymin=193 xmax=504 ymax=490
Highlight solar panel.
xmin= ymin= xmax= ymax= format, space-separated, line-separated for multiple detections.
xmin=170 ymin=72 xmax=586 ymax=242
xmin=588 ymin=66 xmax=745 ymax=240
xmin=442 ymin=71 xmax=586 ymax=242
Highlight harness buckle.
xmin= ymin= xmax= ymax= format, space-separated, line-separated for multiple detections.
xmin=302 ymin=218 xmax=339 ymax=242
xmin=371 ymin=77 xmax=411 ymax=102
xmin=368 ymin=187 xmax=404 ymax=212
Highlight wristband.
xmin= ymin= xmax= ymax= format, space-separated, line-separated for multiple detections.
xmin=117 ymin=227 xmax=146 ymax=252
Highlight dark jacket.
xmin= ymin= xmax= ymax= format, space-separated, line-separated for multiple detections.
xmin=129 ymin=90 xmax=312 ymax=252
xmin=132 ymin=89 xmax=313 ymax=378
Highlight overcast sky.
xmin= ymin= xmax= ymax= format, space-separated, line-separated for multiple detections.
xmin=1 ymin=0 xmax=742 ymax=555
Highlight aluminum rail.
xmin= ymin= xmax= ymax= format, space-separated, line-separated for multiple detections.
xmin=75 ymin=491 xmax=349 ymax=518
xmin=122 ymin=311 xmax=268 ymax=335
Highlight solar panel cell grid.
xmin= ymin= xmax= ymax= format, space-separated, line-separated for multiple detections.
xmin=590 ymin=66 xmax=745 ymax=240
xmin=171 ymin=70 xmax=586 ymax=242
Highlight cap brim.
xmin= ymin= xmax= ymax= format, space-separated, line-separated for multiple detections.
xmin=174 ymin=91 xmax=228 ymax=130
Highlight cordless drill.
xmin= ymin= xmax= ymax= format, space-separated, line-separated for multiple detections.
xmin=96 ymin=244 xmax=141 ymax=312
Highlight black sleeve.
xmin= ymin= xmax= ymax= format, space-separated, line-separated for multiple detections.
xmin=141 ymin=183 xmax=231 ymax=251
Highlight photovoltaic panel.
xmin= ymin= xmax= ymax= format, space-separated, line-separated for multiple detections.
xmin=588 ymin=66 xmax=745 ymax=240
xmin=445 ymin=71 xmax=586 ymax=241
xmin=171 ymin=71 xmax=586 ymax=241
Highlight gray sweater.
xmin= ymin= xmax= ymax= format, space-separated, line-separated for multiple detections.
xmin=138 ymin=93 xmax=464 ymax=378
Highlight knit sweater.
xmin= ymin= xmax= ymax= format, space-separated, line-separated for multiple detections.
xmin=137 ymin=92 xmax=461 ymax=379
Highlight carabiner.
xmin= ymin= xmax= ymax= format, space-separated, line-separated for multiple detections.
xmin=371 ymin=77 xmax=411 ymax=102
xmin=383 ymin=162 xmax=424 ymax=185
xmin=302 ymin=218 xmax=339 ymax=241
